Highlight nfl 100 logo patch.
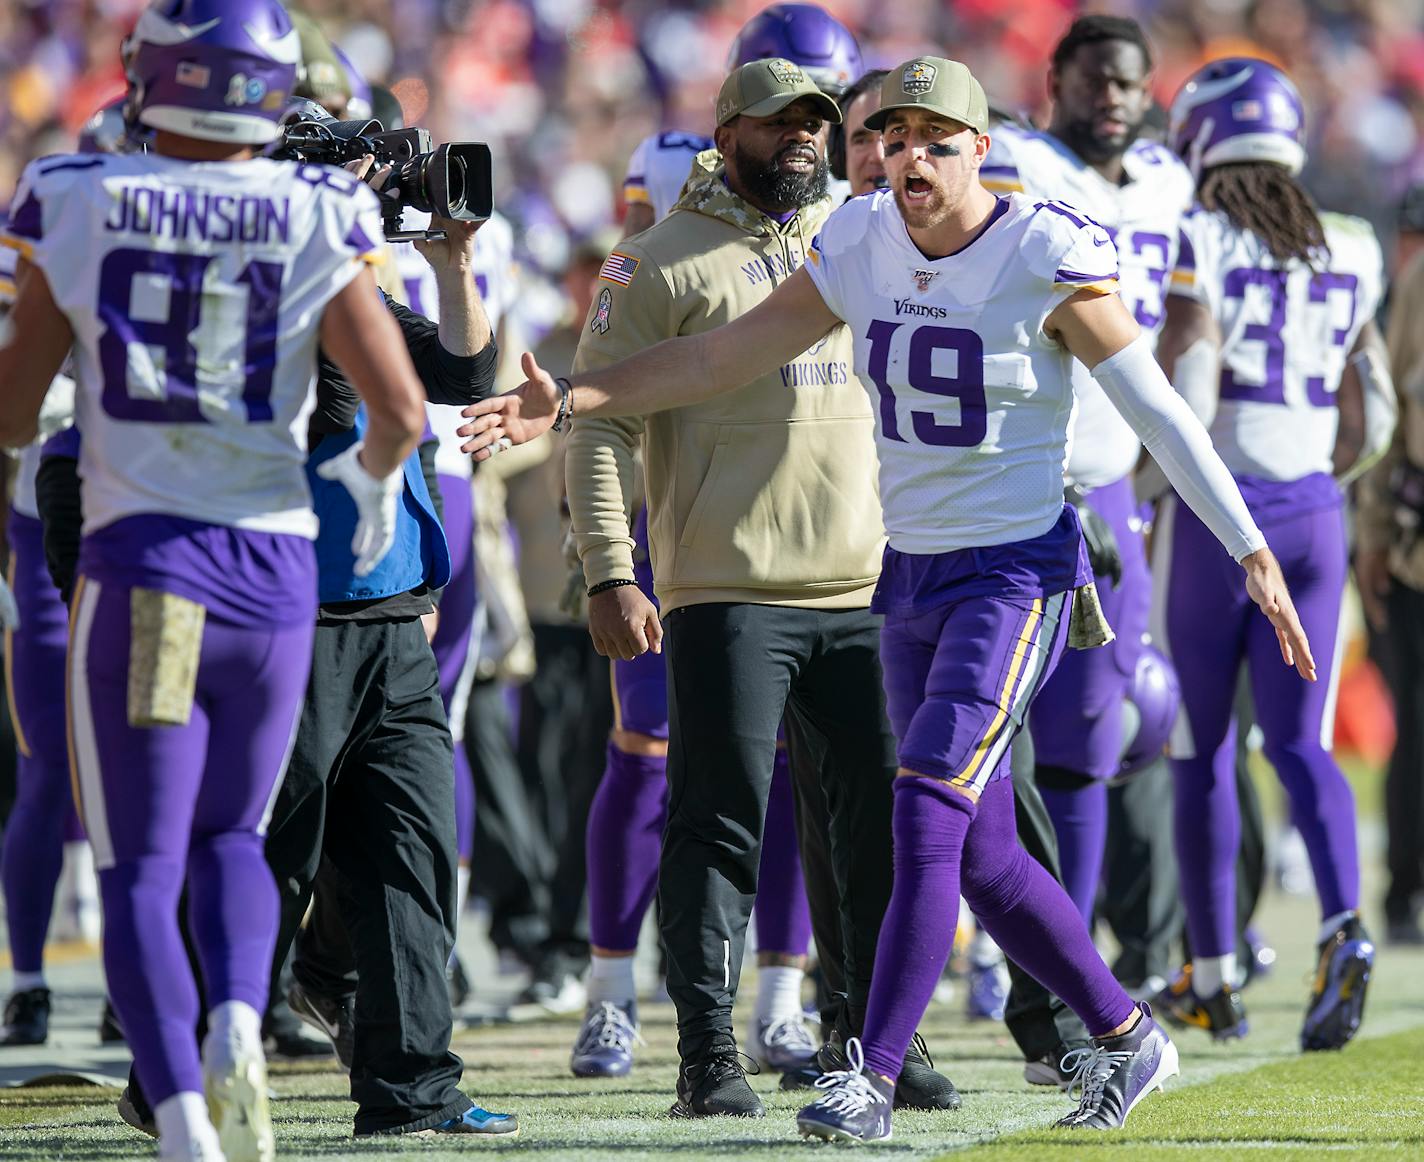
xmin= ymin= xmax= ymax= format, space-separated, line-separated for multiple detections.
xmin=902 ymin=60 xmax=937 ymax=94
xmin=912 ymin=268 xmax=938 ymax=293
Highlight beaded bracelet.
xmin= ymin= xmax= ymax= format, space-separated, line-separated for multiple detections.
xmin=553 ymin=376 xmax=574 ymax=432
xmin=587 ymin=577 xmax=638 ymax=598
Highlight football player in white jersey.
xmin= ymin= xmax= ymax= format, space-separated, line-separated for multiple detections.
xmin=981 ymin=15 xmax=1196 ymax=947
xmin=460 ymin=57 xmax=1313 ymax=1138
xmin=0 ymin=2 xmax=427 ymax=1158
xmin=620 ymin=3 xmax=861 ymax=236
xmin=1154 ymin=58 xmax=1394 ymax=1050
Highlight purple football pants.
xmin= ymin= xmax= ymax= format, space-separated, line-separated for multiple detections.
xmin=433 ymin=473 xmax=479 ymax=863
xmin=2 ymin=512 xmax=73 ymax=974
xmin=861 ymin=587 xmax=1136 ymax=1080
xmin=1164 ymin=491 xmax=1358 ymax=958
xmin=1030 ymin=475 xmax=1151 ymax=921
xmin=1032 ymin=476 xmax=1150 ymax=780
xmin=68 ymin=576 xmax=312 ymax=1104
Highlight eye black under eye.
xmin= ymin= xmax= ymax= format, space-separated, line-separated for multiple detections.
xmin=885 ymin=140 xmax=906 ymax=155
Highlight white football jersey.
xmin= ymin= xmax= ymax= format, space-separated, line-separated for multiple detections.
xmin=392 ymin=212 xmax=518 ymax=478
xmin=624 ymin=131 xmax=715 ymax=223
xmin=806 ymin=190 xmax=1121 ymax=553
xmin=984 ymin=126 xmax=1195 ymax=487
xmin=1170 ymin=208 xmax=1384 ymax=481
xmin=3 ymin=153 xmax=383 ymax=537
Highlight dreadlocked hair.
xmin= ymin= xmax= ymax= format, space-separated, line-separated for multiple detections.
xmin=1198 ymin=162 xmax=1330 ymax=267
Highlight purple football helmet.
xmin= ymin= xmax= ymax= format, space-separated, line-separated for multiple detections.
xmin=1115 ymin=645 xmax=1181 ymax=781
xmin=331 ymin=44 xmax=373 ymax=120
xmin=1169 ymin=57 xmax=1306 ymax=180
xmin=124 ymin=0 xmax=301 ymax=145
xmin=729 ymin=4 xmax=862 ymax=98
xmin=78 ymin=98 xmax=151 ymax=154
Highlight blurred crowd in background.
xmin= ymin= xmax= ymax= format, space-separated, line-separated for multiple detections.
xmin=7 ymin=0 xmax=1424 ymax=310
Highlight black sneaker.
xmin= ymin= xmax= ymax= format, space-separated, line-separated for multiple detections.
xmin=1165 ymin=984 xmax=1248 ymax=1042
xmin=287 ymin=980 xmax=355 ymax=1070
xmin=669 ymin=1035 xmax=764 ymax=1118
xmin=98 ymin=999 xmax=125 ymax=1044
xmin=117 ymin=1084 xmax=157 ymax=1137
xmin=1054 ymin=1005 xmax=1179 ymax=1129
xmin=896 ymin=1033 xmax=961 ymax=1111
xmin=0 ymin=988 xmax=50 ymax=1046
xmin=781 ymin=1026 xmax=960 ymax=1112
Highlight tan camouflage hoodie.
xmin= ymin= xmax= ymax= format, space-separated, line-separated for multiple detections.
xmin=565 ymin=150 xmax=884 ymax=613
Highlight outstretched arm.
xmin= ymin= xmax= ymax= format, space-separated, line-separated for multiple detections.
xmin=1048 ymin=289 xmax=1315 ymax=680
xmin=456 ymin=265 xmax=840 ymax=458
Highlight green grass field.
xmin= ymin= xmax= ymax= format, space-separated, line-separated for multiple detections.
xmin=2 ymin=865 xmax=1421 ymax=1162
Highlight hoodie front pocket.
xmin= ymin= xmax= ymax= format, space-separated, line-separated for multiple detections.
xmin=678 ymin=431 xmax=731 ymax=550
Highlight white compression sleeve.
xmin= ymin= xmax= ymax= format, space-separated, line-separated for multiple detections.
xmin=1337 ymin=344 xmax=1399 ymax=486
xmin=1092 ymin=334 xmax=1266 ymax=562
xmin=1172 ymin=334 xmax=1220 ymax=431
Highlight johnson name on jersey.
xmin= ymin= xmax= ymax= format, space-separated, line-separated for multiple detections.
xmin=2 ymin=152 xmax=383 ymax=537
xmin=623 ymin=131 xmax=716 ymax=223
xmin=806 ymin=190 xmax=1120 ymax=554
xmin=984 ymin=125 xmax=1197 ymax=488
xmin=1170 ymin=208 xmax=1384 ymax=482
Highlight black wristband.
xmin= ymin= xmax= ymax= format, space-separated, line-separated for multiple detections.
xmin=587 ymin=577 xmax=638 ymax=598
xmin=553 ymin=376 xmax=573 ymax=432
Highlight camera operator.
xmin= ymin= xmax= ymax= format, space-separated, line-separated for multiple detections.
xmin=261 ymin=152 xmax=516 ymax=1138
xmin=43 ymin=147 xmax=515 ymax=1138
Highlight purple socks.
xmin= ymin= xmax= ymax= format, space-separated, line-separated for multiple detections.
xmin=754 ymin=748 xmax=813 ymax=957
xmin=860 ymin=776 xmax=1136 ymax=1081
xmin=586 ymin=744 xmax=667 ymax=951
xmin=1039 ymin=779 xmax=1109 ymax=926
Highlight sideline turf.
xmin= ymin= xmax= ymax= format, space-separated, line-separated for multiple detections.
xmin=944 ymin=1025 xmax=1424 ymax=1160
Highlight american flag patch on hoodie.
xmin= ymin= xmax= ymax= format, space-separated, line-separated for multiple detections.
xmin=599 ymin=252 xmax=640 ymax=286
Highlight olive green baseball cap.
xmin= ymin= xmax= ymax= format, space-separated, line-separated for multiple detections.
xmin=864 ymin=57 xmax=989 ymax=134
xmin=715 ymin=58 xmax=842 ymax=127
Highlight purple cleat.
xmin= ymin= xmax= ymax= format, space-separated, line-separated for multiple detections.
xmin=1054 ymin=1005 xmax=1179 ymax=1129
xmin=570 ymin=1001 xmax=641 ymax=1078
xmin=1301 ymin=916 xmax=1374 ymax=1052
xmin=796 ymin=1038 xmax=895 ymax=1143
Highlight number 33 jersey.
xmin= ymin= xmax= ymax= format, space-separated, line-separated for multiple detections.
xmin=1170 ymin=207 xmax=1383 ymax=481
xmin=3 ymin=152 xmax=383 ymax=538
xmin=806 ymin=189 xmax=1120 ymax=554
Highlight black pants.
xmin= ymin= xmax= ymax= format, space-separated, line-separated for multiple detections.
xmin=1002 ymin=734 xmax=1090 ymax=1059
xmin=264 ymin=617 xmax=468 ymax=1136
xmin=1102 ymin=759 xmax=1183 ymax=987
xmin=659 ymin=603 xmax=896 ymax=1052
xmin=1382 ymin=581 xmax=1424 ymax=924
xmin=464 ymin=676 xmax=552 ymax=962
xmin=513 ymin=623 xmax=609 ymax=976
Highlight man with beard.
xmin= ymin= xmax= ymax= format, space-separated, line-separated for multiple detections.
xmin=559 ymin=58 xmax=958 ymax=1119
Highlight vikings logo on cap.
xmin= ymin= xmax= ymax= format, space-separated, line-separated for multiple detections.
xmin=591 ymin=287 xmax=613 ymax=334
xmin=766 ymin=59 xmax=805 ymax=86
xmin=902 ymin=60 xmax=937 ymax=94
xmin=912 ymin=268 xmax=938 ymax=293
